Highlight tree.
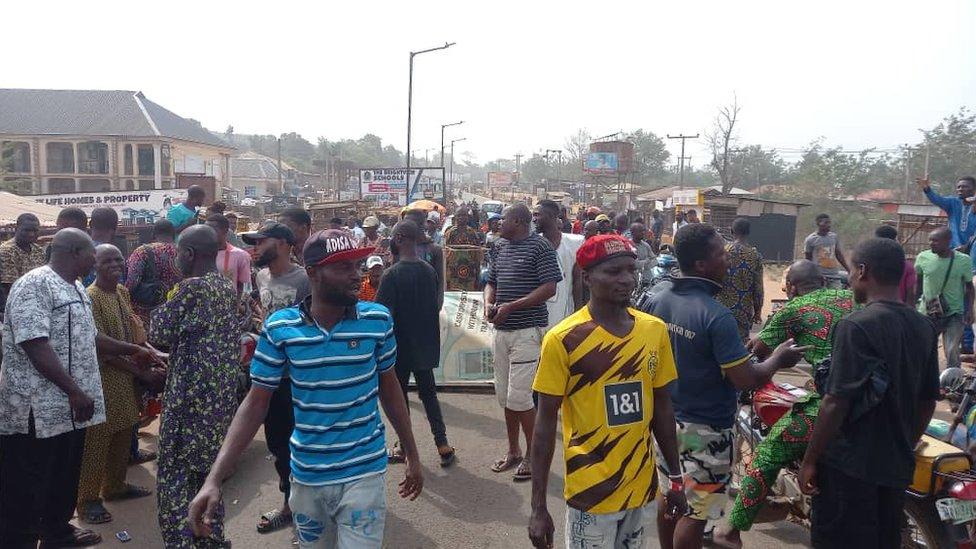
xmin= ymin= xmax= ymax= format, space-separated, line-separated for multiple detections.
xmin=724 ymin=145 xmax=786 ymax=190
xmin=564 ymin=129 xmax=591 ymax=166
xmin=914 ymin=108 xmax=976 ymax=195
xmin=706 ymin=97 xmax=741 ymax=195
xmin=629 ymin=129 xmax=671 ymax=186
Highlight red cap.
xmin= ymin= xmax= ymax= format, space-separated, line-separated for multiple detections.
xmin=576 ymin=234 xmax=637 ymax=270
xmin=303 ymin=229 xmax=374 ymax=267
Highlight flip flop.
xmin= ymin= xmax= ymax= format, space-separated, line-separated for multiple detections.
xmin=490 ymin=454 xmax=523 ymax=473
xmin=257 ymin=508 xmax=293 ymax=534
xmin=39 ymin=526 xmax=103 ymax=547
xmin=104 ymin=483 xmax=152 ymax=501
xmin=439 ymin=447 xmax=457 ymax=468
xmin=513 ymin=461 xmax=532 ymax=482
xmin=79 ymin=500 xmax=112 ymax=524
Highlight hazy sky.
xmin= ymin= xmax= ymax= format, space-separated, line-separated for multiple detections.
xmin=5 ymin=0 xmax=974 ymax=167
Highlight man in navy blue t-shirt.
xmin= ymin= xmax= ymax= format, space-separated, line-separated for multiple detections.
xmin=638 ymin=223 xmax=807 ymax=549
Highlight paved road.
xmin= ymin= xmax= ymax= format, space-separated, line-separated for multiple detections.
xmin=75 ymin=392 xmax=810 ymax=548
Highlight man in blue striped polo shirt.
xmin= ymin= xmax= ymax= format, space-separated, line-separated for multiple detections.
xmin=187 ymin=229 xmax=423 ymax=549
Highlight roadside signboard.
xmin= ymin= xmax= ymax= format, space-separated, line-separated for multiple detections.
xmin=359 ymin=168 xmax=446 ymax=207
xmin=672 ymin=189 xmax=703 ymax=206
xmin=584 ymin=152 xmax=618 ymax=175
xmin=33 ymin=189 xmax=188 ymax=226
xmin=487 ymin=171 xmax=516 ymax=189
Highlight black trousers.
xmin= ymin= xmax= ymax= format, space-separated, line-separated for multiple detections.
xmin=0 ymin=424 xmax=86 ymax=549
xmin=263 ymin=381 xmax=294 ymax=504
xmin=395 ymin=364 xmax=448 ymax=447
xmin=811 ymin=462 xmax=906 ymax=549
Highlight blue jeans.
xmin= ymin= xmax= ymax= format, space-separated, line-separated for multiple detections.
xmin=565 ymin=503 xmax=651 ymax=548
xmin=289 ymin=473 xmax=386 ymax=549
xmin=938 ymin=314 xmax=965 ymax=369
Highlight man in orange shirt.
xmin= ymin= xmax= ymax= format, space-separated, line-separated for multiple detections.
xmin=359 ymin=255 xmax=384 ymax=301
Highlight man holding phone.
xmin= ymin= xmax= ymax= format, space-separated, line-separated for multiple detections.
xmin=637 ymin=223 xmax=808 ymax=549
xmin=917 ymin=176 xmax=976 ymax=249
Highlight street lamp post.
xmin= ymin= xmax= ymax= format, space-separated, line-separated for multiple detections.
xmin=449 ymin=137 xmax=467 ymax=200
xmin=407 ymin=42 xmax=455 ymax=195
xmin=440 ymin=120 xmax=464 ymax=167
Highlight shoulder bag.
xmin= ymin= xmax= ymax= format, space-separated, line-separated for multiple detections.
xmin=924 ymin=253 xmax=955 ymax=319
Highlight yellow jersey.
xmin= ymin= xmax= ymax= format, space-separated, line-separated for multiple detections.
xmin=533 ymin=306 xmax=677 ymax=513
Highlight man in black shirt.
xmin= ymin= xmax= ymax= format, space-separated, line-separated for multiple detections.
xmin=376 ymin=220 xmax=455 ymax=467
xmin=799 ymin=237 xmax=940 ymax=548
xmin=485 ymin=204 xmax=561 ymax=482
xmin=401 ymin=209 xmax=445 ymax=295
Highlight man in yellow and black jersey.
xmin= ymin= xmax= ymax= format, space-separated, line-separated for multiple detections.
xmin=528 ymin=234 xmax=687 ymax=549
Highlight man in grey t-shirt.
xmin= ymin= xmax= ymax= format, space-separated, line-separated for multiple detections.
xmin=242 ymin=222 xmax=310 ymax=534
xmin=804 ymin=213 xmax=850 ymax=285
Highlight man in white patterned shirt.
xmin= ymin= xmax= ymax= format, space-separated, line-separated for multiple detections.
xmin=0 ymin=229 xmax=159 ymax=548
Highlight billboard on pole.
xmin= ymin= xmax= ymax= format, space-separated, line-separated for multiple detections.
xmin=487 ymin=171 xmax=516 ymax=189
xmin=584 ymin=152 xmax=619 ymax=175
xmin=359 ymin=168 xmax=445 ymax=207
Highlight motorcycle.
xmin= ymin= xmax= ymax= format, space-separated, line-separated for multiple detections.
xmin=734 ymin=380 xmax=976 ymax=548
xmin=633 ymin=250 xmax=681 ymax=302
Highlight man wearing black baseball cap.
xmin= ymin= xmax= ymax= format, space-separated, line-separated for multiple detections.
xmin=243 ymin=222 xmax=309 ymax=535
xmin=189 ymin=229 xmax=424 ymax=548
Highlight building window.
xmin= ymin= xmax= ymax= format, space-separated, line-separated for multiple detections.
xmin=138 ymin=179 xmax=154 ymax=190
xmin=3 ymin=177 xmax=33 ymax=194
xmin=161 ymin=144 xmax=171 ymax=176
xmin=244 ymin=186 xmax=257 ymax=198
xmin=46 ymin=142 xmax=75 ymax=173
xmin=124 ymin=179 xmax=134 ymax=190
xmin=1 ymin=141 xmax=31 ymax=173
xmin=137 ymin=144 xmax=154 ymax=176
xmin=77 ymin=141 xmax=109 ymax=174
xmin=124 ymin=144 xmax=133 ymax=175
xmin=48 ymin=177 xmax=75 ymax=193
xmin=79 ymin=178 xmax=111 ymax=192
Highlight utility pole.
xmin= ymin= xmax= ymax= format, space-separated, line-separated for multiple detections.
xmin=903 ymin=145 xmax=918 ymax=203
xmin=545 ymin=149 xmax=561 ymax=194
xmin=513 ymin=153 xmax=522 ymax=203
xmin=276 ymin=135 xmax=283 ymax=195
xmin=449 ymin=137 xmax=466 ymax=200
xmin=440 ymin=120 xmax=464 ymax=167
xmin=667 ymin=133 xmax=699 ymax=189
xmin=407 ymin=42 xmax=455 ymax=201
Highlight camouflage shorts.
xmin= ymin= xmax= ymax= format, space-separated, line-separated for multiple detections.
xmin=657 ymin=420 xmax=734 ymax=521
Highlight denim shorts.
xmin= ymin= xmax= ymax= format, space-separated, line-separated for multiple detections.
xmin=289 ymin=473 xmax=386 ymax=549
xmin=565 ymin=503 xmax=652 ymax=548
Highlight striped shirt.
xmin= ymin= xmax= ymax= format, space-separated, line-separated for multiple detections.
xmin=487 ymin=234 xmax=562 ymax=331
xmin=249 ymin=299 xmax=397 ymax=486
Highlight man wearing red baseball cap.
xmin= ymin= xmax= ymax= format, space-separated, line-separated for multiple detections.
xmin=529 ymin=234 xmax=687 ymax=548
xmin=188 ymin=229 xmax=425 ymax=549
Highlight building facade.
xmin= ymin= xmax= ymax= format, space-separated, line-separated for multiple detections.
xmin=0 ymin=89 xmax=234 ymax=195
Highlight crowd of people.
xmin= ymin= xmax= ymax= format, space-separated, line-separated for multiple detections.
xmin=0 ymin=175 xmax=971 ymax=548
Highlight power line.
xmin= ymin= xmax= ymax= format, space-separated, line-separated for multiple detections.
xmin=667 ymin=133 xmax=699 ymax=189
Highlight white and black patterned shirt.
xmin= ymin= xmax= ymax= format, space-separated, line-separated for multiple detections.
xmin=487 ymin=234 xmax=562 ymax=331
xmin=0 ymin=265 xmax=104 ymax=438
